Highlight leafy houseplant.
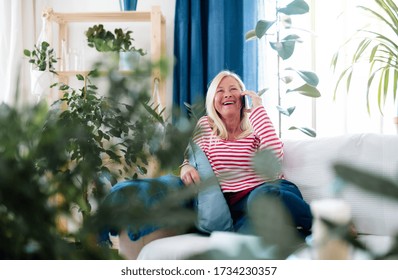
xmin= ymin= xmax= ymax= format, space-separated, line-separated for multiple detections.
xmin=331 ymin=0 xmax=398 ymax=115
xmin=46 ymin=65 xmax=165 ymax=221
xmin=3 ymin=48 xmax=197 ymax=258
xmin=24 ymin=41 xmax=58 ymax=99
xmin=85 ymin=24 xmax=145 ymax=55
xmin=85 ymin=24 xmax=146 ymax=70
xmin=246 ymin=0 xmax=321 ymax=137
xmin=24 ymin=41 xmax=58 ymax=73
xmin=0 ymin=101 xmax=117 ymax=259
xmin=85 ymin=24 xmax=146 ymax=71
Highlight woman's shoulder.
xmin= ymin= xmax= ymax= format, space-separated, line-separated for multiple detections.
xmin=197 ymin=115 xmax=211 ymax=128
xmin=193 ymin=116 xmax=213 ymax=138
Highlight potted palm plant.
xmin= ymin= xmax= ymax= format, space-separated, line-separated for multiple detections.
xmin=331 ymin=0 xmax=398 ymax=122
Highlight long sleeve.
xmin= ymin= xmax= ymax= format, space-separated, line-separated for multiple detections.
xmin=249 ymin=106 xmax=284 ymax=161
xmin=181 ymin=116 xmax=211 ymax=167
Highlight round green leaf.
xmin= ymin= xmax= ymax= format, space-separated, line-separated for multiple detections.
xmin=270 ymin=41 xmax=295 ymax=60
xmin=257 ymin=88 xmax=269 ymax=96
xmin=252 ymin=149 xmax=281 ymax=179
xmin=278 ymin=0 xmax=310 ymax=15
xmin=270 ymin=35 xmax=301 ymax=60
xmin=285 ymin=67 xmax=319 ymax=86
xmin=276 ymin=105 xmax=296 ymax=116
xmin=245 ymin=29 xmax=257 ymax=40
xmin=288 ymin=126 xmax=316 ymax=137
xmin=255 ymin=20 xmax=275 ymax=39
xmin=281 ymin=75 xmax=293 ymax=84
xmin=286 ymin=83 xmax=321 ymax=97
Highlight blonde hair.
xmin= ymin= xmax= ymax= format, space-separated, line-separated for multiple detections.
xmin=205 ymin=70 xmax=252 ymax=139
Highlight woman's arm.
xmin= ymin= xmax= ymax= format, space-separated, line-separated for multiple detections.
xmin=249 ymin=105 xmax=284 ymax=160
xmin=179 ymin=116 xmax=209 ymax=185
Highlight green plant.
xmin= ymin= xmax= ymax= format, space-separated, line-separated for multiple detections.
xmin=23 ymin=41 xmax=57 ymax=73
xmin=85 ymin=24 xmax=146 ymax=55
xmin=46 ymin=65 xmax=168 ymax=220
xmin=47 ymin=56 xmax=196 ymax=225
xmin=1 ymin=47 xmax=198 ymax=258
xmin=0 ymin=100 xmax=122 ymax=259
xmin=246 ymin=0 xmax=321 ymax=137
xmin=331 ymin=0 xmax=398 ymax=115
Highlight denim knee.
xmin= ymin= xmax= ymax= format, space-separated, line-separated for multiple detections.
xmin=246 ymin=182 xmax=282 ymax=206
xmin=245 ymin=180 xmax=312 ymax=234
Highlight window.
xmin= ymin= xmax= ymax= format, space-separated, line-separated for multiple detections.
xmin=258 ymin=0 xmax=397 ymax=139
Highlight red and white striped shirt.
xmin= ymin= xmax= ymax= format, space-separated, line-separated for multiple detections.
xmin=186 ymin=106 xmax=283 ymax=194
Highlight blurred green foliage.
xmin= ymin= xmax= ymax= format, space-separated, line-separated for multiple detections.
xmin=85 ymin=24 xmax=146 ymax=55
xmin=0 ymin=53 xmax=197 ymax=259
xmin=333 ymin=162 xmax=398 ymax=259
xmin=5 ymin=36 xmax=398 ymax=260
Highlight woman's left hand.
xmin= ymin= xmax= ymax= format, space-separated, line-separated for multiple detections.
xmin=241 ymin=90 xmax=262 ymax=111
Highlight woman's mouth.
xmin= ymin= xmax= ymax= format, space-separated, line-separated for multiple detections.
xmin=222 ymin=101 xmax=235 ymax=105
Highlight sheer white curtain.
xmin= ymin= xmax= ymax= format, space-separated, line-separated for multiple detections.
xmin=257 ymin=0 xmax=279 ymax=127
xmin=0 ymin=0 xmax=35 ymax=106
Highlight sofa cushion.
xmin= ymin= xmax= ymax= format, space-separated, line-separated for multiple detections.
xmin=187 ymin=143 xmax=234 ymax=233
xmin=282 ymin=133 xmax=398 ymax=237
xmin=137 ymin=233 xmax=211 ymax=260
xmin=137 ymin=232 xmax=275 ymax=260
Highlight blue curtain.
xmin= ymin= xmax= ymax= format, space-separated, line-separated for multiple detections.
xmin=120 ymin=0 xmax=138 ymax=11
xmin=173 ymin=0 xmax=258 ymax=117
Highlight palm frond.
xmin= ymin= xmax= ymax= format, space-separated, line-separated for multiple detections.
xmin=333 ymin=0 xmax=398 ymax=114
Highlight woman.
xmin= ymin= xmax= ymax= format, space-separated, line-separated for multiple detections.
xmin=104 ymin=70 xmax=312 ymax=259
xmin=180 ymin=70 xmax=312 ymax=235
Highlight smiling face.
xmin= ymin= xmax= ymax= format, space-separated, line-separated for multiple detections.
xmin=213 ymin=76 xmax=243 ymax=120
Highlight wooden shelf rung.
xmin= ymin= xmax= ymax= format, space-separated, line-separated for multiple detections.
xmin=49 ymin=11 xmax=151 ymax=24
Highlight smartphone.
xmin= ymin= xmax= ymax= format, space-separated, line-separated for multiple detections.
xmin=243 ymin=95 xmax=253 ymax=109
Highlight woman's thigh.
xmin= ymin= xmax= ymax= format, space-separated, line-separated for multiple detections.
xmin=247 ymin=179 xmax=312 ymax=232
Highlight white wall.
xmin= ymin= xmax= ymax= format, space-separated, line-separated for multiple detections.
xmin=34 ymin=0 xmax=176 ymax=113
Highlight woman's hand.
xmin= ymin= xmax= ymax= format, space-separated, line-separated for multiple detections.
xmin=241 ymin=90 xmax=262 ymax=111
xmin=180 ymin=164 xmax=201 ymax=185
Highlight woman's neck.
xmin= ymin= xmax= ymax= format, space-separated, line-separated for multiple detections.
xmin=223 ymin=115 xmax=242 ymax=140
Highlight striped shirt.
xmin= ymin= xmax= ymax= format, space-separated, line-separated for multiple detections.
xmin=185 ymin=106 xmax=283 ymax=194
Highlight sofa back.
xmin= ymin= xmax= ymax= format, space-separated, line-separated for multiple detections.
xmin=282 ymin=133 xmax=398 ymax=237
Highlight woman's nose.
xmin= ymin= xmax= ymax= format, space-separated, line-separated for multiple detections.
xmin=224 ymin=91 xmax=232 ymax=98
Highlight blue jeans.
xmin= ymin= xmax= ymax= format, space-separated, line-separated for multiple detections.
xmin=229 ymin=179 xmax=312 ymax=237
xmin=98 ymin=174 xmax=185 ymax=244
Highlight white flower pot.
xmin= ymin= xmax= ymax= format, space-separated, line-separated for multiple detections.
xmin=30 ymin=69 xmax=53 ymax=101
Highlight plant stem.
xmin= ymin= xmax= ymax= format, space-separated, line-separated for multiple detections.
xmin=83 ymin=75 xmax=87 ymax=99
xmin=81 ymin=179 xmax=91 ymax=221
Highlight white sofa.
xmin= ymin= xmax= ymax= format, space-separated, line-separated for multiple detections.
xmin=119 ymin=133 xmax=398 ymax=259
